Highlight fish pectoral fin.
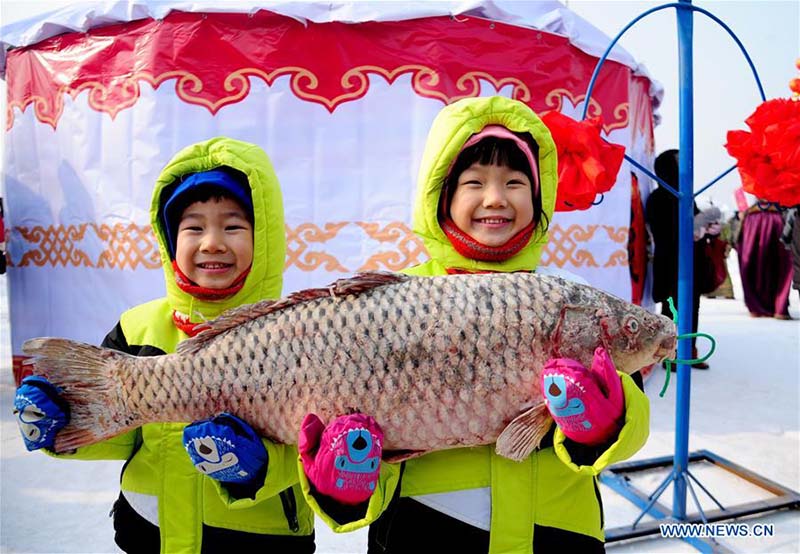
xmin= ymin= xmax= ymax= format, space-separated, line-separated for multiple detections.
xmin=495 ymin=403 xmax=553 ymax=462
xmin=383 ymin=449 xmax=427 ymax=463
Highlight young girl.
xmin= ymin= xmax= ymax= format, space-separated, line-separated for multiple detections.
xmin=299 ymin=96 xmax=650 ymax=553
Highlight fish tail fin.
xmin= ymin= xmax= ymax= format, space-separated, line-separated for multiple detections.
xmin=22 ymin=338 xmax=140 ymax=453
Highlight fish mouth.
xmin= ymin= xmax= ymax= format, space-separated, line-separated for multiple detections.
xmin=654 ymin=335 xmax=677 ymax=362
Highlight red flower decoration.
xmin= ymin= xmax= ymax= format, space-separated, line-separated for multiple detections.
xmin=541 ymin=111 xmax=626 ymax=212
xmin=725 ymin=98 xmax=800 ymax=207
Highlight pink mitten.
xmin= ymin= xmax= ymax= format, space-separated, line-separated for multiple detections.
xmin=298 ymin=413 xmax=383 ymax=505
xmin=541 ymin=347 xmax=625 ymax=446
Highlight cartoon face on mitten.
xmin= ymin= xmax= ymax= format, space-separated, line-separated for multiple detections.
xmin=13 ymin=385 xmax=67 ymax=450
xmin=14 ymin=399 xmax=47 ymax=443
xmin=332 ymin=426 xmax=382 ymax=493
xmin=543 ymin=373 xmax=592 ymax=433
xmin=186 ymin=436 xmax=240 ymax=476
xmin=541 ymin=348 xmax=625 ymax=446
xmin=299 ymin=412 xmax=384 ymax=504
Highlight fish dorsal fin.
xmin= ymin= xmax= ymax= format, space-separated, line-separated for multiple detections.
xmin=495 ymin=403 xmax=553 ymax=462
xmin=176 ymin=271 xmax=410 ymax=355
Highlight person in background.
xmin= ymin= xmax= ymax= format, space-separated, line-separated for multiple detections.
xmin=646 ymin=149 xmax=720 ymax=369
xmin=780 ymin=206 xmax=800 ymax=301
xmin=297 ymin=96 xmax=650 ymax=554
xmin=694 ymin=205 xmax=729 ymax=299
xmin=737 ymin=202 xmax=794 ymax=319
xmin=12 ymin=138 xmax=315 ymax=553
xmin=703 ymin=211 xmax=736 ymax=300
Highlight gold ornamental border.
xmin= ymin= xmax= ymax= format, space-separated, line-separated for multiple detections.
xmin=544 ymin=88 xmax=630 ymax=135
xmin=7 ymin=65 xmax=629 ymax=131
xmin=8 ymin=222 xmax=629 ymax=271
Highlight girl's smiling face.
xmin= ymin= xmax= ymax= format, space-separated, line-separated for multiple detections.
xmin=449 ymin=162 xmax=534 ymax=246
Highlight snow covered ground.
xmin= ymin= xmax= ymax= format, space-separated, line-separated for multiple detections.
xmin=2 ymin=256 xmax=798 ymax=553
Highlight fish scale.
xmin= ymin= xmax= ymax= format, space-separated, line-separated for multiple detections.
xmin=23 ymin=271 xmax=675 ymax=460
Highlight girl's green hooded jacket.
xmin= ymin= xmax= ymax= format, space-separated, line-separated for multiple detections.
xmin=53 ymin=137 xmax=314 ymax=553
xmin=299 ymin=97 xmax=649 ymax=553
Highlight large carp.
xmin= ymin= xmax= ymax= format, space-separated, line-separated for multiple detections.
xmin=23 ymin=272 xmax=675 ymax=460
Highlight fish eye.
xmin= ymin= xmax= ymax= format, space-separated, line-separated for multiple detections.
xmin=625 ymin=318 xmax=640 ymax=334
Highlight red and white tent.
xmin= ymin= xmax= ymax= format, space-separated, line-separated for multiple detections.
xmin=1 ymin=1 xmax=662 ymax=375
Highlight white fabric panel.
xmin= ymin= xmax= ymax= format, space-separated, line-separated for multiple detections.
xmin=122 ymin=490 xmax=160 ymax=527
xmin=413 ymin=488 xmax=492 ymax=531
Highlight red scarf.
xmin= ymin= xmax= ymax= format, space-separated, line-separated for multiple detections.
xmin=445 ymin=267 xmax=531 ymax=275
xmin=172 ymin=311 xmax=206 ymax=337
xmin=445 ymin=268 xmax=495 ymax=275
xmin=440 ymin=216 xmax=535 ymax=263
xmin=171 ymin=260 xmax=250 ymax=336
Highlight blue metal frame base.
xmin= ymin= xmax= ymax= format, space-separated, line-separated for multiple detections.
xmin=600 ymin=450 xmax=800 ymax=553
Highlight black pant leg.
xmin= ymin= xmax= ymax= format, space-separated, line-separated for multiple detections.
xmin=368 ymin=498 xmax=489 ymax=554
xmin=533 ymin=525 xmax=605 ymax=553
xmin=112 ymin=493 xmax=161 ymax=553
xmin=368 ymin=499 xmax=607 ymax=554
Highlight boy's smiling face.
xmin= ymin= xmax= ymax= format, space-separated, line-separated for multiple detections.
xmin=175 ymin=197 xmax=254 ymax=289
xmin=449 ymin=162 xmax=534 ymax=246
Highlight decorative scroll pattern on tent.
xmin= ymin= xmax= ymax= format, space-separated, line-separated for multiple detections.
xmin=356 ymin=222 xmax=427 ymax=272
xmin=544 ymin=89 xmax=629 ymax=134
xmin=5 ymin=11 xmax=633 ymax=131
xmin=8 ymin=223 xmax=629 ymax=272
xmin=13 ymin=224 xmax=161 ymax=269
xmin=285 ymin=223 xmax=349 ymax=272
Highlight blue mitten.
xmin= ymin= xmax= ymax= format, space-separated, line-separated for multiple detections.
xmin=183 ymin=413 xmax=268 ymax=484
xmin=13 ymin=376 xmax=70 ymax=451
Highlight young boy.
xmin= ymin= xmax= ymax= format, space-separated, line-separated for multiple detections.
xmin=13 ymin=137 xmax=315 ymax=553
xmin=298 ymin=97 xmax=650 ymax=553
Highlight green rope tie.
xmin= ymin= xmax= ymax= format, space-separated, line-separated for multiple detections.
xmin=659 ymin=296 xmax=717 ymax=398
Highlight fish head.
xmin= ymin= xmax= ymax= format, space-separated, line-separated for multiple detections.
xmin=598 ymin=297 xmax=677 ymax=373
xmin=552 ymin=296 xmax=676 ymax=375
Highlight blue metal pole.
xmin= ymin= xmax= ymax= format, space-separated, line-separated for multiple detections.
xmin=578 ymin=0 xmax=774 ymax=538
xmin=674 ymin=0 xmax=695 ymax=521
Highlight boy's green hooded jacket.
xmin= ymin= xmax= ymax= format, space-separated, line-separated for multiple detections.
xmin=54 ymin=137 xmax=314 ymax=553
xmin=299 ymin=97 xmax=649 ymax=553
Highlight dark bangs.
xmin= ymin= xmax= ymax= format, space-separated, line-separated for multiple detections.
xmin=461 ymin=137 xmax=537 ymax=178
xmin=440 ymin=134 xmax=548 ymax=232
